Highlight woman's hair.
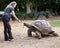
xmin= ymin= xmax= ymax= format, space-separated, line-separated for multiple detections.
xmin=6 ymin=1 xmax=17 ymax=8
xmin=8 ymin=1 xmax=17 ymax=6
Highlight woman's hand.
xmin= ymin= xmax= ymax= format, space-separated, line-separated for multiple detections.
xmin=17 ymin=19 xmax=21 ymax=23
xmin=11 ymin=11 xmax=21 ymax=23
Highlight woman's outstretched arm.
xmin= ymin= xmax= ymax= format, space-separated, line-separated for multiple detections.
xmin=11 ymin=10 xmax=21 ymax=23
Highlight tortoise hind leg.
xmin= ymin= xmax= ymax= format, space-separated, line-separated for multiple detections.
xmin=49 ymin=31 xmax=58 ymax=36
xmin=52 ymin=32 xmax=58 ymax=36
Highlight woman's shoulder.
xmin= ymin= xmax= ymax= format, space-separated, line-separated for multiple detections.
xmin=6 ymin=6 xmax=14 ymax=9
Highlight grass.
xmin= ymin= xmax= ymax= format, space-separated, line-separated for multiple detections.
xmin=50 ymin=21 xmax=60 ymax=27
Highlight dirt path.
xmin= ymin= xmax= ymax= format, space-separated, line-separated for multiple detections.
xmin=0 ymin=20 xmax=60 ymax=48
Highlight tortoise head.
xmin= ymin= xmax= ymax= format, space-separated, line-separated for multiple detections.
xmin=24 ymin=23 xmax=32 ymax=28
xmin=24 ymin=23 xmax=27 ymax=26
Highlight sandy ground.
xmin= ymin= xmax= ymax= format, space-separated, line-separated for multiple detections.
xmin=0 ymin=20 xmax=60 ymax=48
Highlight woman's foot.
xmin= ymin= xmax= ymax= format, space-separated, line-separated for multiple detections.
xmin=5 ymin=39 xmax=12 ymax=41
xmin=5 ymin=37 xmax=14 ymax=41
xmin=9 ymin=37 xmax=14 ymax=40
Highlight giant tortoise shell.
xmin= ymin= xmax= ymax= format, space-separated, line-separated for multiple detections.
xmin=24 ymin=20 xmax=58 ymax=39
xmin=32 ymin=20 xmax=52 ymax=35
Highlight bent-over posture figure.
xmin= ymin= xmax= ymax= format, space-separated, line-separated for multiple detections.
xmin=2 ymin=1 xmax=21 ymax=41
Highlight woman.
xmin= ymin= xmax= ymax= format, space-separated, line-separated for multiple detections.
xmin=2 ymin=1 xmax=21 ymax=41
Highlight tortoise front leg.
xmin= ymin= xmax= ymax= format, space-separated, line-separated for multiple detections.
xmin=35 ymin=31 xmax=42 ymax=39
xmin=27 ymin=25 xmax=37 ymax=37
xmin=28 ymin=29 xmax=32 ymax=37
xmin=28 ymin=29 xmax=42 ymax=39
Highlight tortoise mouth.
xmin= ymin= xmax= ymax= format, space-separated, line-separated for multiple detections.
xmin=24 ymin=23 xmax=32 ymax=28
xmin=24 ymin=23 xmax=26 ymax=26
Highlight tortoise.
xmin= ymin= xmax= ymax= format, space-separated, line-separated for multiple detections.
xmin=24 ymin=20 xmax=58 ymax=39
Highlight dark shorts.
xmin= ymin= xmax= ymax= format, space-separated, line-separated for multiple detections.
xmin=2 ymin=15 xmax=10 ymax=22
